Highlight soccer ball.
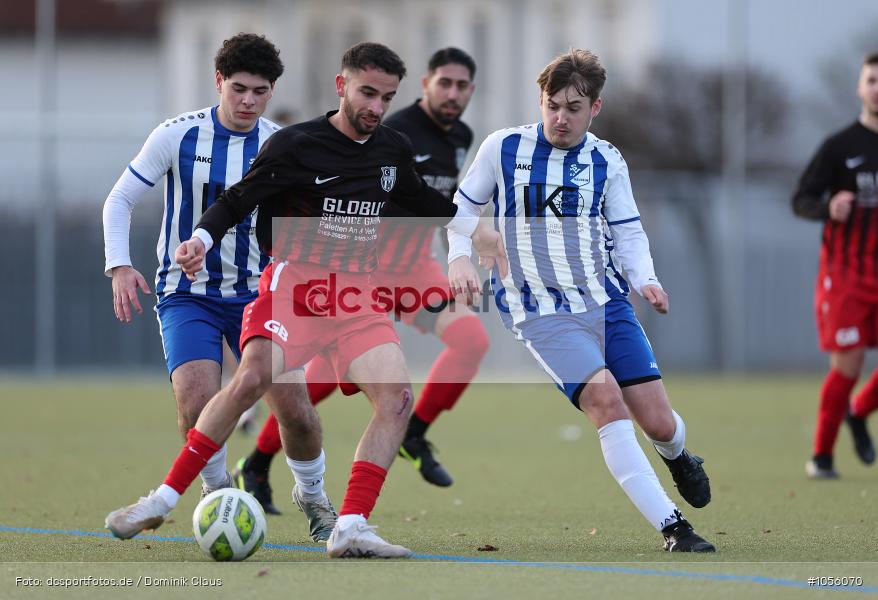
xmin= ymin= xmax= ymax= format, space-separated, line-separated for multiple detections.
xmin=193 ymin=488 xmax=266 ymax=561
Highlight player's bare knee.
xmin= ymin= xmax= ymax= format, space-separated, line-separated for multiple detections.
xmin=580 ymin=386 xmax=626 ymax=423
xmin=229 ymin=367 xmax=270 ymax=408
xmin=642 ymin=413 xmax=675 ymax=442
xmin=374 ymin=386 xmax=414 ymax=423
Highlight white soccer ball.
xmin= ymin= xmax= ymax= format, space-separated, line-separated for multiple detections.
xmin=193 ymin=488 xmax=267 ymax=561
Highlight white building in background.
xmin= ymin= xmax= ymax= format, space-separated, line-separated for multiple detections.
xmin=162 ymin=0 xmax=659 ymax=141
xmin=2 ymin=0 xmax=877 ymax=211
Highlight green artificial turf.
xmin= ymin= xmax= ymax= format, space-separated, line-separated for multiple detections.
xmin=1 ymin=375 xmax=876 ymax=599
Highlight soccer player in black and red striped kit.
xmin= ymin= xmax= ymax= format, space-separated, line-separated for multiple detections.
xmin=234 ymin=49 xmax=486 ymax=505
xmin=104 ymin=42 xmax=506 ymax=558
xmin=793 ymin=52 xmax=878 ymax=479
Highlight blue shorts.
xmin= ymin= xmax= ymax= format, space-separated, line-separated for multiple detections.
xmin=154 ymin=292 xmax=257 ymax=375
xmin=514 ymin=297 xmax=661 ymax=407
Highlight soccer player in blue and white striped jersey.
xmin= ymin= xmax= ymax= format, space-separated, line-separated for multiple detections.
xmin=102 ymin=34 xmax=337 ymax=542
xmin=448 ymin=49 xmax=715 ymax=552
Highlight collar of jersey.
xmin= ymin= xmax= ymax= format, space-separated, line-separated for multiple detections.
xmin=323 ymin=110 xmax=376 ymax=146
xmin=537 ymin=122 xmax=589 ymax=153
xmin=211 ymin=106 xmax=260 ymax=137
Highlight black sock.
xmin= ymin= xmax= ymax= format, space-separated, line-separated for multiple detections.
xmin=244 ymin=449 xmax=275 ymax=474
xmin=406 ymin=414 xmax=430 ymax=439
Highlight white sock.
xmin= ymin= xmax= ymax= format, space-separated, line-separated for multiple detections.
xmin=598 ymin=419 xmax=681 ymax=532
xmin=155 ymin=484 xmax=180 ymax=509
xmin=200 ymin=443 xmax=228 ymax=488
xmin=336 ymin=513 xmax=365 ymax=530
xmin=646 ymin=410 xmax=686 ymax=460
xmin=286 ymin=449 xmax=326 ymax=498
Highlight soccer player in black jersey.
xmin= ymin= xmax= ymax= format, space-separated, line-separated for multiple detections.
xmin=793 ymin=52 xmax=878 ymax=478
xmin=105 ymin=42 xmax=506 ymax=559
xmin=236 ymin=48 xmax=487 ymax=493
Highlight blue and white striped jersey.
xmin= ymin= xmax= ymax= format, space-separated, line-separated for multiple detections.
xmin=455 ymin=123 xmax=641 ymax=327
xmin=127 ymin=106 xmax=279 ymax=298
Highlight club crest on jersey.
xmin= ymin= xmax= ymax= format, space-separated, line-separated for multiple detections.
xmin=455 ymin=147 xmax=467 ymax=171
xmin=380 ymin=166 xmax=397 ymax=192
xmin=569 ymin=163 xmax=591 ymax=187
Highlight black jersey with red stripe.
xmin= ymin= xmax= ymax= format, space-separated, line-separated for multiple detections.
xmin=196 ymin=111 xmax=457 ymax=273
xmin=378 ymin=101 xmax=473 ymax=273
xmin=793 ymin=121 xmax=878 ymax=284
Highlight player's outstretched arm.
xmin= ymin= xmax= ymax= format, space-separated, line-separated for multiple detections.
xmin=175 ymin=237 xmax=206 ymax=282
xmin=103 ymin=163 xmax=161 ymax=322
xmin=103 ymin=118 xmax=181 ymax=320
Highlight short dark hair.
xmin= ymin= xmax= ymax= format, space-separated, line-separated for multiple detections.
xmin=864 ymin=52 xmax=878 ymax=66
xmin=341 ymin=42 xmax=407 ymax=80
xmin=536 ymin=49 xmax=606 ymax=103
xmin=214 ymin=33 xmax=284 ymax=83
xmin=427 ymin=47 xmax=476 ymax=80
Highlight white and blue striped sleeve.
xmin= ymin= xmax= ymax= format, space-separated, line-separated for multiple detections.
xmin=447 ymin=132 xmax=501 ymax=262
xmin=102 ymin=123 xmax=174 ymax=276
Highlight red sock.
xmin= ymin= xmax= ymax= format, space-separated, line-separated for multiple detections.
xmin=415 ymin=316 xmax=489 ymax=424
xmin=339 ymin=461 xmax=387 ymax=519
xmin=813 ymin=369 xmax=858 ymax=456
xmin=305 ymin=355 xmax=340 ymax=406
xmin=255 ymin=413 xmax=283 ymax=455
xmin=852 ymin=369 xmax=878 ymax=418
xmin=163 ymin=429 xmax=221 ymax=494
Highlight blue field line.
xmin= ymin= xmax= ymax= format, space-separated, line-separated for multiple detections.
xmin=2 ymin=525 xmax=876 ymax=594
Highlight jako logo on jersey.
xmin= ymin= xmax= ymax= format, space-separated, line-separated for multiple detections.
xmin=380 ymin=166 xmax=397 ymax=192
xmin=264 ymin=320 xmax=289 ymax=342
xmin=323 ymin=197 xmax=384 ymax=216
xmin=515 ymin=163 xmax=532 ymax=171
xmin=836 ymin=326 xmax=860 ymax=347
xmin=195 ymin=155 xmax=212 ymax=163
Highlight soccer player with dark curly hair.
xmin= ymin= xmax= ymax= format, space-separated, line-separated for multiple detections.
xmin=103 ymin=33 xmax=338 ymax=544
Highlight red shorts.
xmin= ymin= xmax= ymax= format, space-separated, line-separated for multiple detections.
xmin=815 ymin=272 xmax=878 ymax=351
xmin=371 ymin=259 xmax=453 ymax=333
xmin=241 ymin=261 xmax=399 ymax=377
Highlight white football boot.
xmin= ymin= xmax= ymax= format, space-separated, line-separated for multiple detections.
xmin=327 ymin=519 xmax=411 ymax=558
xmin=105 ymin=490 xmax=172 ymax=540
